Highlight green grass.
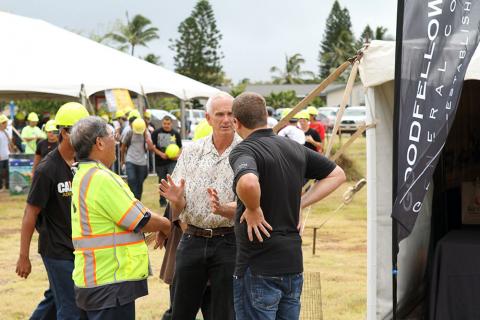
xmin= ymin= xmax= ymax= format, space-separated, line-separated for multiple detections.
xmin=0 ymin=135 xmax=367 ymax=319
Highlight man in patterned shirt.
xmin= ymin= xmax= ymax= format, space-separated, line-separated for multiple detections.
xmin=159 ymin=92 xmax=240 ymax=320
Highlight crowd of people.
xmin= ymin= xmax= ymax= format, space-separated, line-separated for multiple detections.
xmin=4 ymin=93 xmax=344 ymax=320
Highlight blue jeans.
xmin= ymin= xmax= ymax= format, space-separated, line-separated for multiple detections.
xmin=126 ymin=162 xmax=148 ymax=200
xmin=30 ymin=288 xmax=56 ymax=320
xmin=233 ymin=268 xmax=303 ymax=320
xmin=38 ymin=256 xmax=83 ymax=320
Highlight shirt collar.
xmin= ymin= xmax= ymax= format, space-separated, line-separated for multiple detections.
xmin=245 ymin=128 xmax=275 ymax=141
xmin=201 ymin=133 xmax=241 ymax=158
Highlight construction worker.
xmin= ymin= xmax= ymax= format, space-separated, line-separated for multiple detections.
xmin=307 ymin=106 xmax=326 ymax=142
xmin=16 ymin=102 xmax=89 ymax=320
xmin=0 ymin=114 xmax=14 ymax=192
xmin=121 ymin=117 xmax=155 ymax=200
xmin=32 ymin=119 xmax=59 ymax=175
xmin=278 ymin=108 xmax=305 ymax=145
xmin=297 ymin=110 xmax=323 ymax=152
xmin=69 ymin=116 xmax=171 ymax=319
xmin=21 ymin=112 xmax=46 ymax=154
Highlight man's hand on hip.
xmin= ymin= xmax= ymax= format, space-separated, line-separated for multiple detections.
xmin=240 ymin=207 xmax=272 ymax=242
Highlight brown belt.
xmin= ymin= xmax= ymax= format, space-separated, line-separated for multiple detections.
xmin=185 ymin=224 xmax=234 ymax=238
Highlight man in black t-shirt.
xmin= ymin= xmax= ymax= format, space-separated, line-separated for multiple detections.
xmin=297 ymin=111 xmax=323 ymax=152
xmin=16 ymin=103 xmax=88 ymax=320
xmin=229 ymin=92 xmax=346 ymax=319
xmin=32 ymin=120 xmax=58 ymax=175
xmin=151 ymin=116 xmax=182 ymax=206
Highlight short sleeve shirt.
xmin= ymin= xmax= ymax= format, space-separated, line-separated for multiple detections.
xmin=27 ymin=148 xmax=74 ymax=260
xmin=21 ymin=126 xmax=45 ymax=154
xmin=35 ymin=139 xmax=58 ymax=158
xmin=151 ymin=128 xmax=182 ymax=167
xmin=278 ymin=125 xmax=306 ymax=145
xmin=171 ymin=134 xmax=241 ymax=228
xmin=229 ymin=128 xmax=336 ymax=276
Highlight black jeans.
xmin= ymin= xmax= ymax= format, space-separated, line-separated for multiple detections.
xmin=156 ymin=162 xmax=176 ymax=206
xmin=172 ymin=232 xmax=236 ymax=320
xmin=0 ymin=159 xmax=8 ymax=189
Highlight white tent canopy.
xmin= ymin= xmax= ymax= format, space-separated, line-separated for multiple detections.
xmin=360 ymin=40 xmax=480 ymax=319
xmin=0 ymin=11 xmax=219 ymax=100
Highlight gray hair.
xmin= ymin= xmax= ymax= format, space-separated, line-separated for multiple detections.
xmin=205 ymin=92 xmax=233 ymax=114
xmin=70 ymin=116 xmax=110 ymax=160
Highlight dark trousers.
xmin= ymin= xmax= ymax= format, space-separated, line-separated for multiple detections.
xmin=162 ymin=283 xmax=212 ymax=320
xmin=155 ymin=162 xmax=176 ymax=206
xmin=36 ymin=256 xmax=83 ymax=320
xmin=125 ymin=162 xmax=148 ymax=200
xmin=30 ymin=288 xmax=56 ymax=320
xmin=0 ymin=159 xmax=8 ymax=189
xmin=172 ymin=233 xmax=236 ymax=320
xmin=83 ymin=301 xmax=134 ymax=320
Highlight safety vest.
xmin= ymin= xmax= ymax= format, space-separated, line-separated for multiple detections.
xmin=71 ymin=161 xmax=149 ymax=288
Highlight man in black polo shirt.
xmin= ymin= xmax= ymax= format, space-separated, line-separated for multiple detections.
xmin=229 ymin=92 xmax=346 ymax=319
xmin=16 ymin=102 xmax=89 ymax=320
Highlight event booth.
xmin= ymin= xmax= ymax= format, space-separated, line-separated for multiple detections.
xmin=361 ymin=40 xmax=480 ymax=319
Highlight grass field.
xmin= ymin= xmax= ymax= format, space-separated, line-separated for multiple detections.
xmin=0 ymin=136 xmax=367 ymax=320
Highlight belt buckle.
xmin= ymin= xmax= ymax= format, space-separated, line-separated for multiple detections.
xmin=205 ymin=228 xmax=213 ymax=238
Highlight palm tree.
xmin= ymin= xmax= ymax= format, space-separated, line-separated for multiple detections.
xmin=107 ymin=13 xmax=159 ymax=55
xmin=270 ymin=53 xmax=315 ymax=84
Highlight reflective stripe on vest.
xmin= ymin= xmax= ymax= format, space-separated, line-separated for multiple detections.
xmin=79 ymin=168 xmax=98 ymax=235
xmin=83 ymin=250 xmax=96 ymax=286
xmin=118 ymin=200 xmax=147 ymax=231
xmin=73 ymin=231 xmax=144 ymax=250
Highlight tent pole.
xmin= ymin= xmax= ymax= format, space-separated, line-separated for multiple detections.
xmin=392 ymin=0 xmax=405 ymax=319
xmin=180 ymin=99 xmax=186 ymax=139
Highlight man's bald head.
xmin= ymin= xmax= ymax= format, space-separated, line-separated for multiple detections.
xmin=232 ymin=92 xmax=268 ymax=129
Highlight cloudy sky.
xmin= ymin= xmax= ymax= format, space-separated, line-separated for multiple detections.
xmin=1 ymin=0 xmax=396 ymax=82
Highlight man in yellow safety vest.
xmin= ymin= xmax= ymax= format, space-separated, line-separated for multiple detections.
xmin=69 ymin=116 xmax=171 ymax=319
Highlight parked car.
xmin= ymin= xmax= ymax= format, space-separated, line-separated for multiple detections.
xmin=171 ymin=109 xmax=206 ymax=138
xmin=339 ymin=106 xmax=367 ymax=135
xmin=146 ymin=109 xmax=179 ymax=131
xmin=318 ymin=106 xmax=339 ymax=132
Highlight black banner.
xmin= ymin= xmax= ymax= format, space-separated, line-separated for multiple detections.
xmin=393 ymin=0 xmax=480 ymax=243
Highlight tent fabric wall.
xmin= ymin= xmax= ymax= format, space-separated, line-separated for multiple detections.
xmin=364 ymin=81 xmax=433 ymax=319
xmin=359 ymin=40 xmax=480 ymax=319
xmin=0 ymin=11 xmax=219 ymax=100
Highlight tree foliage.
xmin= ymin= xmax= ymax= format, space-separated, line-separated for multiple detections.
xmin=107 ymin=13 xmax=159 ymax=55
xmin=170 ymin=0 xmax=225 ymax=86
xmin=318 ymin=0 xmax=356 ymax=79
xmin=357 ymin=25 xmax=389 ymax=47
xmin=270 ymin=54 xmax=315 ymax=84
xmin=143 ymin=53 xmax=162 ymax=65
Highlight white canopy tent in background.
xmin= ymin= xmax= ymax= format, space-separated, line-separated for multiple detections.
xmin=359 ymin=40 xmax=480 ymax=320
xmin=0 ymin=11 xmax=219 ymax=100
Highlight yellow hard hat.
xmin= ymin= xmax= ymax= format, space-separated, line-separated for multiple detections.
xmin=165 ymin=144 xmax=180 ymax=159
xmin=128 ymin=109 xmax=141 ymax=120
xmin=306 ymin=106 xmax=318 ymax=116
xmin=15 ymin=111 xmax=26 ymax=121
xmin=193 ymin=119 xmax=213 ymax=141
xmin=101 ymin=114 xmax=110 ymax=122
xmin=0 ymin=114 xmax=8 ymax=123
xmin=55 ymin=102 xmax=89 ymax=127
xmin=115 ymin=110 xmax=126 ymax=119
xmin=281 ymin=108 xmax=293 ymax=120
xmin=132 ymin=118 xmax=146 ymax=134
xmin=44 ymin=119 xmax=57 ymax=132
xmin=294 ymin=110 xmax=310 ymax=120
xmin=143 ymin=110 xmax=152 ymax=119
xmin=27 ymin=112 xmax=39 ymax=122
